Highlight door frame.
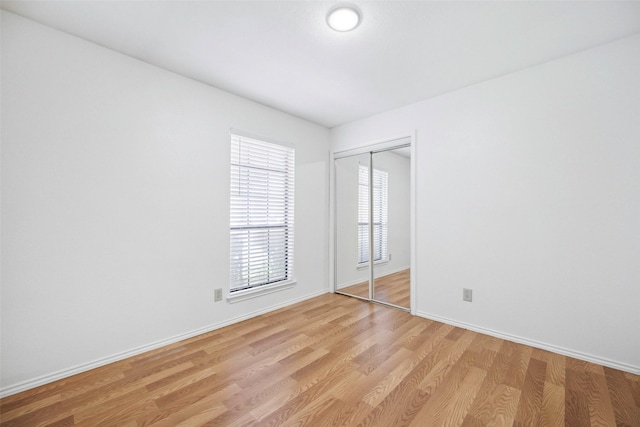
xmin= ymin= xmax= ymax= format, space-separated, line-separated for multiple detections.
xmin=330 ymin=131 xmax=416 ymax=315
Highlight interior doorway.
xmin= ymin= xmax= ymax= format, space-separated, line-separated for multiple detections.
xmin=334 ymin=138 xmax=413 ymax=311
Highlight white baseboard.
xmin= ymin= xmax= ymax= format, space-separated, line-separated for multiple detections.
xmin=0 ymin=290 xmax=328 ymax=398
xmin=416 ymin=311 xmax=640 ymax=376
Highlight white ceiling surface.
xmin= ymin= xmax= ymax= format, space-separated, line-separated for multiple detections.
xmin=2 ymin=1 xmax=640 ymax=128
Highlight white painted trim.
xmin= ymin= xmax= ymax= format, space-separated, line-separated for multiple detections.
xmin=409 ymin=130 xmax=417 ymax=315
xmin=327 ymin=149 xmax=335 ymax=294
xmin=227 ymin=279 xmax=296 ymax=303
xmin=334 ymin=135 xmax=412 ymax=159
xmin=329 ymin=149 xmax=336 ymax=294
xmin=416 ymin=311 xmax=640 ymax=376
xmin=0 ymin=290 xmax=328 ymax=398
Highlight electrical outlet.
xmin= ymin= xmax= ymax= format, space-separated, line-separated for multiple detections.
xmin=214 ymin=288 xmax=223 ymax=302
xmin=463 ymin=288 xmax=473 ymax=302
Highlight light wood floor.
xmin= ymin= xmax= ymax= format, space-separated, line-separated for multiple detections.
xmin=1 ymin=293 xmax=638 ymax=426
xmin=338 ymin=269 xmax=410 ymax=308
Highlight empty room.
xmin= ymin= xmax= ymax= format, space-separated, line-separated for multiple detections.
xmin=1 ymin=1 xmax=639 ymax=426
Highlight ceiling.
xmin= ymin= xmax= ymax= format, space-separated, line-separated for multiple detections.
xmin=2 ymin=1 xmax=640 ymax=128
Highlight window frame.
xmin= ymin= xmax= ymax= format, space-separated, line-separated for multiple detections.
xmin=228 ymin=131 xmax=296 ymax=302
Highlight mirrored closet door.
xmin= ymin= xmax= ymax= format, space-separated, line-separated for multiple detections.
xmin=371 ymin=147 xmax=411 ymax=309
xmin=334 ymin=142 xmax=411 ymax=310
xmin=335 ymin=153 xmax=371 ymax=301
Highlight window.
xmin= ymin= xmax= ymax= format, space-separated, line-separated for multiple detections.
xmin=230 ymin=133 xmax=295 ymax=293
xmin=358 ymin=164 xmax=388 ymax=265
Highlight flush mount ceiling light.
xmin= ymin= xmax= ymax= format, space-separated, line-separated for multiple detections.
xmin=327 ymin=5 xmax=361 ymax=32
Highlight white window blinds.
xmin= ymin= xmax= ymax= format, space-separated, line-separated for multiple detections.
xmin=230 ymin=133 xmax=295 ymax=292
xmin=358 ymin=164 xmax=388 ymax=264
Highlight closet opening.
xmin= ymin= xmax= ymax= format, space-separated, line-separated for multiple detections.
xmin=333 ymin=136 xmax=414 ymax=312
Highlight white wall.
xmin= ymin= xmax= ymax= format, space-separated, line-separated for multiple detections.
xmin=0 ymin=11 xmax=330 ymax=395
xmin=335 ymin=151 xmax=410 ymax=289
xmin=332 ymin=34 xmax=640 ymax=373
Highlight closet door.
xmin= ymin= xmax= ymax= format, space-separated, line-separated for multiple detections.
xmin=371 ymin=148 xmax=411 ymax=309
xmin=335 ymin=153 xmax=371 ymax=300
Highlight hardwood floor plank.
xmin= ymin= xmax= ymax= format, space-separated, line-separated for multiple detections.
xmin=303 ymin=397 xmax=351 ymax=426
xmin=545 ymin=350 xmax=567 ymax=387
xmin=7 ymin=359 xmax=185 ymax=426
xmin=567 ymin=357 xmax=606 ymax=375
xmin=539 ymin=381 xmax=566 ymax=427
xmin=366 ymin=330 xmax=465 ymax=426
xmin=152 ymin=372 xmax=222 ymax=410
xmin=247 ymin=350 xmax=362 ymax=422
xmin=279 ymin=397 xmax=342 ymax=427
xmin=513 ymin=357 xmax=546 ymax=425
xmin=0 ymin=401 xmax=69 ymax=427
xmin=409 ymin=352 xmax=486 ymax=426
xmin=565 ymin=388 xmax=591 ymax=427
xmin=140 ymin=383 xmax=242 ymax=426
xmin=585 ymin=371 xmax=618 ymax=426
xmin=0 ymin=392 xmax=62 ymax=422
xmin=199 ymin=409 xmax=257 ymax=427
xmin=417 ymin=329 xmax=475 ymax=393
xmin=360 ymin=381 xmax=431 ymax=427
xmin=403 ymin=319 xmax=438 ymax=351
xmin=466 ymin=333 xmax=501 ymax=360
xmin=0 ymin=363 xmax=125 ymax=414
xmin=604 ymin=366 xmax=640 ymax=426
xmin=326 ymin=399 xmax=375 ymax=427
xmin=253 ymin=366 xmax=358 ymax=425
xmin=358 ymin=335 xmax=450 ymax=425
xmin=146 ymin=382 xmax=241 ymax=426
xmin=129 ymin=346 xmax=190 ymax=369
xmin=340 ymin=330 xmax=440 ymax=425
xmin=43 ymin=415 xmax=75 ymax=427
xmin=1 ymin=293 xmax=639 ymax=426
xmin=248 ymin=329 xmax=303 ymax=356
xmin=73 ymin=387 xmax=156 ymax=426
xmin=436 ymin=366 xmax=488 ymax=426
xmin=630 ymin=378 xmax=640 ymax=408
xmin=465 ymin=340 xmax=522 ymax=425
xmin=502 ymin=343 xmax=533 ymax=390
xmin=278 ymin=374 xmax=357 ymax=427
xmin=161 ymin=400 xmax=228 ymax=427
xmin=408 ymin=350 xmax=479 ymax=426
xmin=466 ymin=382 xmax=520 ymax=426
xmin=324 ymin=344 xmax=413 ymax=411
xmin=223 ymin=352 xmax=324 ymax=413
xmin=361 ymin=348 xmax=415 ymax=407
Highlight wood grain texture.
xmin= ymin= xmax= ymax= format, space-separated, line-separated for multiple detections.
xmin=338 ymin=269 xmax=410 ymax=308
xmin=1 ymin=293 xmax=638 ymax=426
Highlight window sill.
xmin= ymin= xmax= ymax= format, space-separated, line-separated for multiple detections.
xmin=227 ymin=280 xmax=297 ymax=303
xmin=357 ymin=260 xmax=388 ymax=270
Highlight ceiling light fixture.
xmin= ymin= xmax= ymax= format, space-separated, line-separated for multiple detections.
xmin=327 ymin=5 xmax=361 ymax=32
